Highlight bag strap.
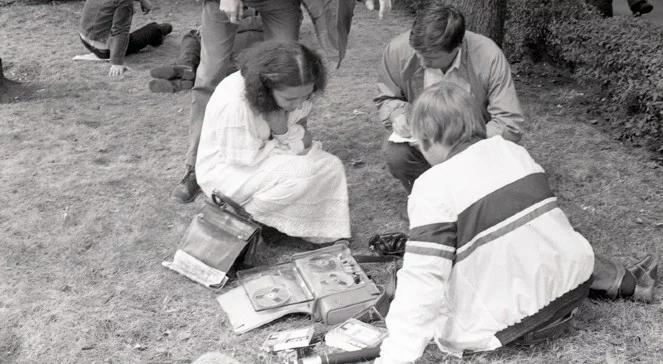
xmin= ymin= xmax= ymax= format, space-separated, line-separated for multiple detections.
xmin=211 ymin=191 xmax=252 ymax=220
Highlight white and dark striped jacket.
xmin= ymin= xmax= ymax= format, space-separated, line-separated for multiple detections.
xmin=377 ymin=136 xmax=595 ymax=363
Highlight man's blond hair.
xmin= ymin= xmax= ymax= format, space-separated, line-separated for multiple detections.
xmin=410 ymin=81 xmax=486 ymax=150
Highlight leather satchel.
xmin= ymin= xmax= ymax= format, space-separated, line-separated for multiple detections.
xmin=163 ymin=191 xmax=262 ymax=289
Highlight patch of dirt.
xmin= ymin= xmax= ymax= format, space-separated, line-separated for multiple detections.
xmin=0 ymin=2 xmax=661 ymax=364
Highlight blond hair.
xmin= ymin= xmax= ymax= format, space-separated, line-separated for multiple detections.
xmin=410 ymin=82 xmax=486 ymax=150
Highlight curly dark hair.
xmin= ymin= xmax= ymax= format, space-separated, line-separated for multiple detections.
xmin=410 ymin=2 xmax=465 ymax=54
xmin=238 ymin=41 xmax=327 ymax=114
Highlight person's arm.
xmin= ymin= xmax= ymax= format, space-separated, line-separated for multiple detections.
xmin=485 ymin=48 xmax=524 ymax=142
xmin=107 ymin=0 xmax=134 ymax=72
xmin=213 ymin=102 xmax=280 ymax=166
xmin=375 ymin=41 xmax=411 ymax=131
xmin=376 ymin=192 xmax=457 ymax=364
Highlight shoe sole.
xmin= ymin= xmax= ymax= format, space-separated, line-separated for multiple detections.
xmin=170 ymin=189 xmax=200 ymax=203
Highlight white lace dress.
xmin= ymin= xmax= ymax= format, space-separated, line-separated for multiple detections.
xmin=196 ymin=71 xmax=351 ymax=242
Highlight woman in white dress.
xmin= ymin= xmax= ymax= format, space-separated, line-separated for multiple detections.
xmin=196 ymin=41 xmax=351 ymax=243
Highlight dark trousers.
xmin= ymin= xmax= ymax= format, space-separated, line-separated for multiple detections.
xmin=80 ymin=22 xmax=164 ymax=60
xmin=383 ymin=140 xmax=431 ymax=193
xmin=177 ymin=30 xmax=202 ymax=71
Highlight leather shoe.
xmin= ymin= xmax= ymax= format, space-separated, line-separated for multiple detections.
xmin=631 ymin=0 xmax=653 ymax=15
xmin=150 ymin=65 xmax=195 ymax=81
xmin=626 ymin=255 xmax=658 ymax=303
xmin=171 ymin=166 xmax=200 ymax=203
xmin=159 ymin=23 xmax=173 ymax=36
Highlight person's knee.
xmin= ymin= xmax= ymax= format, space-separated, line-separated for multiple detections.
xmin=382 ymin=141 xmax=413 ymax=180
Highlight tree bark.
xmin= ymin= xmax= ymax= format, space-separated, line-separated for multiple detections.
xmin=0 ymin=58 xmax=8 ymax=93
xmin=444 ymin=0 xmax=507 ymax=47
xmin=586 ymin=0 xmax=613 ymax=16
xmin=0 ymin=58 xmax=6 ymax=83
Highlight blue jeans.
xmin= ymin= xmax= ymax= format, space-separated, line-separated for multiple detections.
xmin=185 ymin=0 xmax=302 ymax=167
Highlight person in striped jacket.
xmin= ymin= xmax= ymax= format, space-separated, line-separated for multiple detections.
xmin=374 ymin=82 xmax=658 ymax=364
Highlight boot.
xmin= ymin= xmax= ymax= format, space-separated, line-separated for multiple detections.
xmin=171 ymin=165 xmax=200 ymax=203
xmin=626 ymin=255 xmax=658 ymax=303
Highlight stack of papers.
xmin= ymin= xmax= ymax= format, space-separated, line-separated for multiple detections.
xmin=325 ymin=318 xmax=388 ymax=351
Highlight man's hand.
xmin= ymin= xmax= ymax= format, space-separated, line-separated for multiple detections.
xmin=219 ymin=0 xmax=243 ymax=24
xmin=139 ymin=0 xmax=152 ymax=14
xmin=364 ymin=0 xmax=391 ymax=19
xmin=108 ymin=64 xmax=128 ymax=77
xmin=391 ymin=113 xmax=411 ymax=138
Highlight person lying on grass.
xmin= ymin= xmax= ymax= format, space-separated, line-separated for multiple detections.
xmin=195 ymin=41 xmax=351 ymax=244
xmin=374 ymin=81 xmax=658 ymax=364
xmin=79 ymin=0 xmax=172 ymax=77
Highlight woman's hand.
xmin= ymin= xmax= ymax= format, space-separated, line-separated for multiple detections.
xmin=264 ymin=110 xmax=288 ymax=135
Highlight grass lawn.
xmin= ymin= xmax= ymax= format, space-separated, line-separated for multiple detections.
xmin=1 ymin=1 xmax=662 ymax=363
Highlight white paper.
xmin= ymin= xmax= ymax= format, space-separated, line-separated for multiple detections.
xmin=72 ymin=53 xmax=110 ymax=62
xmin=162 ymin=249 xmax=228 ymax=289
xmin=387 ymin=132 xmax=416 ymax=144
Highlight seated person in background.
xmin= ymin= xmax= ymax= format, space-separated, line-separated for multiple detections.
xmin=375 ymin=82 xmax=658 ymax=364
xmin=148 ymin=12 xmax=263 ymax=93
xmin=375 ymin=2 xmax=524 ymax=193
xmin=195 ymin=41 xmax=351 ymax=244
xmin=79 ymin=0 xmax=172 ymax=77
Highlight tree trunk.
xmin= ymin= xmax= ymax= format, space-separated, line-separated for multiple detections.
xmin=0 ymin=58 xmax=6 ymax=83
xmin=586 ymin=0 xmax=613 ymax=16
xmin=444 ymin=0 xmax=507 ymax=47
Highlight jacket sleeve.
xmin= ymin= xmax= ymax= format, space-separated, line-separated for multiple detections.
xmin=485 ymin=48 xmax=524 ymax=142
xmin=375 ymin=41 xmax=410 ymax=128
xmin=108 ymin=0 xmax=134 ymax=65
xmin=376 ymin=188 xmax=457 ymax=364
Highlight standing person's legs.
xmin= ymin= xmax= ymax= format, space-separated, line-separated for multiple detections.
xmin=126 ymin=22 xmax=172 ymax=55
xmin=171 ymin=0 xmax=239 ymax=203
xmin=250 ymin=0 xmax=302 ymax=42
xmin=383 ymin=140 xmax=431 ymax=193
